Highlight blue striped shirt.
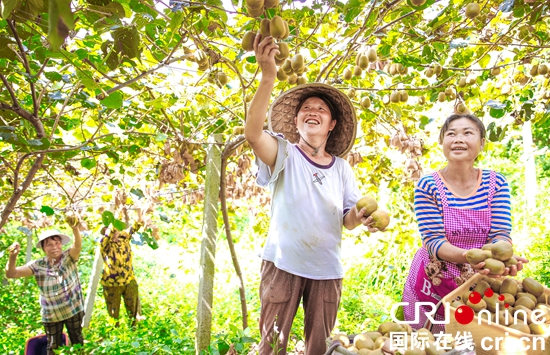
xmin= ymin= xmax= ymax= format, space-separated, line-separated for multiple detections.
xmin=414 ymin=169 xmax=512 ymax=258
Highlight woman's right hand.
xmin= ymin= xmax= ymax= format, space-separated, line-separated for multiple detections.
xmin=253 ymin=35 xmax=279 ymax=79
xmin=7 ymin=242 xmax=20 ymax=257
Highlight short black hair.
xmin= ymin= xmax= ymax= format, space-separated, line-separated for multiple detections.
xmin=295 ymin=94 xmax=340 ymax=122
xmin=439 ymin=113 xmax=486 ymax=144
xmin=41 ymin=235 xmax=61 ymax=249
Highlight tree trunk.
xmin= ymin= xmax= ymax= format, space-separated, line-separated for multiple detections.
xmin=196 ymin=134 xmax=222 ymax=354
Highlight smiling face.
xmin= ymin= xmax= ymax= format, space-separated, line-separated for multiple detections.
xmin=294 ymin=96 xmax=336 ymax=137
xmin=441 ymin=117 xmax=485 ymax=163
xmin=42 ymin=236 xmax=63 ymax=260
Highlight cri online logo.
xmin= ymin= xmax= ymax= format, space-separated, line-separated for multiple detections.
xmin=455 ymin=288 xmax=507 ymax=325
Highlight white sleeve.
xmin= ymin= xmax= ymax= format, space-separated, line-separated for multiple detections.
xmin=255 ymin=133 xmax=291 ymax=187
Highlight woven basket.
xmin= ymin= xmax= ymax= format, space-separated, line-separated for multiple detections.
xmin=442 ymin=273 xmax=550 ymax=355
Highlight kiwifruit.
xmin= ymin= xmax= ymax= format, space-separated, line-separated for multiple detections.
xmin=241 ymin=31 xmax=256 ymax=51
xmin=538 ymin=64 xmax=548 ymax=76
xmin=404 ymin=349 xmax=425 ymax=355
xmin=478 ymin=310 xmax=493 ymax=322
xmin=514 ymin=305 xmax=533 ymax=323
xmin=354 ymin=333 xmax=375 ymax=350
xmin=537 ymin=293 xmax=549 ymax=305
xmin=397 ymin=64 xmax=405 ymax=74
xmin=465 ymin=3 xmax=480 ymax=19
xmin=364 ymin=331 xmax=383 ymax=342
xmin=418 ymin=96 xmax=426 ymax=105
xmin=246 ymin=0 xmax=263 ymax=9
xmin=260 ymin=18 xmax=270 ymax=39
xmin=465 ymin=249 xmax=491 ymax=264
xmin=491 ymin=67 xmax=501 ymax=76
xmin=361 ymin=97 xmax=371 ymax=109
xmin=374 ymin=336 xmax=389 ymax=349
xmin=456 ymin=103 xmax=467 ymax=113
xmin=458 ymin=77 xmax=467 ymax=87
xmin=358 ymin=55 xmax=369 ymax=70
xmin=217 ymin=72 xmax=228 ymax=85
xmin=296 ymin=76 xmax=306 ymax=85
xmin=500 ymin=278 xmax=518 ymax=296
xmin=390 ymin=91 xmax=400 ymax=103
xmin=474 ymin=280 xmax=491 ymax=294
xmin=482 ymin=243 xmax=493 ymax=251
xmin=282 ymin=20 xmax=290 ymax=39
xmin=246 ymin=5 xmax=264 ymax=17
xmin=484 ymin=258 xmax=505 ymax=275
xmin=400 ymin=91 xmax=409 ymax=103
xmin=245 ymin=93 xmax=253 ymax=102
xmin=354 ymin=65 xmax=363 ymax=77
xmin=496 ymin=309 xmax=513 ymax=326
xmin=270 ymin=16 xmax=286 ymax=39
xmin=370 ymin=349 xmax=384 ymax=355
xmin=425 ymin=68 xmax=434 ymax=78
xmin=535 ymin=304 xmax=550 ymax=321
xmin=467 ymin=298 xmax=487 ymax=312
xmin=523 ymin=277 xmax=544 ymax=297
xmin=491 ymin=279 xmax=502 ymax=293
xmin=344 ymin=68 xmax=352 ymax=80
xmin=282 ymin=59 xmax=293 ymax=74
xmin=264 ymin=0 xmax=279 ymax=8
xmin=504 ymin=257 xmax=518 ymax=268
xmin=377 ymin=321 xmax=395 ymax=335
xmin=274 ymin=56 xmax=285 ymax=66
xmin=366 ymin=48 xmax=377 ymax=62
xmin=347 ymin=346 xmax=359 ymax=353
xmin=530 ymin=65 xmax=539 ymax=76
xmin=501 ymin=293 xmax=516 ymax=306
xmin=277 ymin=68 xmax=288 ymax=81
xmin=490 ymin=240 xmax=513 ymax=261
xmin=357 ymin=348 xmax=372 ymax=355
xmin=433 ymin=64 xmax=442 ymax=75
xmin=485 ymin=293 xmax=504 ymax=313
xmin=410 ymin=0 xmax=426 ymax=6
xmin=333 ymin=333 xmax=350 ymax=347
xmin=389 ymin=64 xmax=397 ymax=75
xmin=291 ymin=54 xmax=304 ymax=71
xmin=276 ymin=42 xmax=289 ymax=60
xmin=437 ymin=92 xmax=446 ymax=102
xmin=287 ymin=73 xmax=298 ymax=84
xmin=516 ymin=296 xmax=536 ymax=310
xmin=451 ymin=299 xmax=465 ymax=308
xmin=517 ymin=292 xmax=538 ymax=304
xmin=347 ymin=88 xmax=356 ymax=99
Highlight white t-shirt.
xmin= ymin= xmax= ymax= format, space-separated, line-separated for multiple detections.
xmin=256 ymin=134 xmax=361 ymax=279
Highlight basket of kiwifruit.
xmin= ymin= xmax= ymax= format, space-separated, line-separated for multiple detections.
xmin=443 ymin=272 xmax=550 ymax=355
xmin=326 ymin=322 xmax=474 ymax=355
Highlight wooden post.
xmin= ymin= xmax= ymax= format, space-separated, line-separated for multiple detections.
xmin=196 ymin=134 xmax=222 ymax=354
xmin=82 ymin=244 xmax=103 ymax=328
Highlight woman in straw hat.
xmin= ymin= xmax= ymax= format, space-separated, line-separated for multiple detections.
xmin=5 ymin=220 xmax=85 ymax=354
xmin=245 ymin=35 xmax=382 ymax=355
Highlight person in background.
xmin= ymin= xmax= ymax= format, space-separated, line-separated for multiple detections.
xmin=6 ymin=220 xmax=84 ymax=355
xmin=401 ymin=113 xmax=528 ymax=332
xmin=99 ymin=206 xmax=147 ymax=326
xmin=245 ymin=34 xmax=382 ymax=355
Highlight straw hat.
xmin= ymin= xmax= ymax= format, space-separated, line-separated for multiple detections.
xmin=268 ymin=83 xmax=357 ymax=158
xmin=35 ymin=230 xmax=71 ymax=249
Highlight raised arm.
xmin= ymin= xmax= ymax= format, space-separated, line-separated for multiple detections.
xmin=244 ymin=35 xmax=280 ymax=171
xmin=69 ymin=225 xmax=82 ymax=261
xmin=5 ymin=242 xmax=33 ymax=279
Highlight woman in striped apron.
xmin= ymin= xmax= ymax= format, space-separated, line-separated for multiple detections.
xmin=402 ymin=113 xmax=528 ymax=333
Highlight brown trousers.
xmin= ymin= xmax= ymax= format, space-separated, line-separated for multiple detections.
xmin=259 ymin=260 xmax=342 ymax=355
xmin=103 ymin=279 xmax=141 ymax=325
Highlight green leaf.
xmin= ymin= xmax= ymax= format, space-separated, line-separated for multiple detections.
xmin=2 ymin=0 xmax=21 ymax=18
xmin=101 ymin=91 xmax=123 ymax=109
xmin=48 ymin=0 xmax=74 ymax=51
xmin=343 ymin=0 xmax=362 ymax=22
xmin=130 ymin=188 xmax=144 ymax=199
xmin=489 ymin=107 xmax=506 ymax=118
xmin=478 ymin=54 xmax=490 ymax=69
xmin=40 ymin=205 xmax=55 ymax=216
xmin=81 ymin=158 xmax=97 ymax=169
xmin=155 ymin=133 xmax=168 ymax=141
xmin=101 ymin=211 xmax=114 ymax=226
xmin=113 ymin=26 xmax=140 ymax=59
xmin=0 ymin=38 xmax=17 ymax=61
xmin=113 ymin=219 xmax=126 ymax=230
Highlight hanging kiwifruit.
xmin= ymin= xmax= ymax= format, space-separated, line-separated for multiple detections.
xmin=217 ymin=72 xmax=228 ymax=85
xmin=291 ymin=54 xmax=304 ymax=71
xmin=433 ymin=64 xmax=443 ymax=75
xmin=418 ymin=96 xmax=426 ymax=105
xmin=538 ymin=64 xmax=548 ymax=76
xmin=287 ymin=73 xmax=298 ymax=84
xmin=456 ymin=102 xmax=467 ymax=113
xmin=530 ymin=65 xmax=539 ymax=76
xmin=366 ymin=47 xmax=377 ymax=62
xmin=400 ymin=90 xmax=409 ymax=103
xmin=260 ymin=18 xmax=270 ymax=40
xmin=246 ymin=0 xmax=263 ymax=8
xmin=275 ymin=42 xmax=289 ymax=60
xmin=246 ymin=5 xmax=264 ymax=17
xmin=241 ymin=31 xmax=256 ymax=52
xmin=354 ymin=65 xmax=363 ymax=77
xmin=282 ymin=59 xmax=293 ymax=74
xmin=390 ymin=91 xmax=400 ymax=103
xmin=491 ymin=67 xmax=501 ymax=76
xmin=438 ymin=92 xmax=446 ymax=102
xmin=274 ymin=56 xmax=285 ymax=66
xmin=358 ymin=55 xmax=369 ymax=70
xmin=465 ymin=3 xmax=480 ymax=19
xmin=343 ymin=68 xmax=352 ymax=80
xmin=361 ymin=96 xmax=371 ymax=109
xmin=282 ymin=20 xmax=290 ymax=39
xmin=425 ymin=68 xmax=434 ymax=78
xmin=389 ymin=64 xmax=398 ymax=76
xmin=270 ymin=16 xmax=286 ymax=40
xmin=458 ymin=77 xmax=467 ymax=87
xmin=264 ymin=0 xmax=279 ymax=8
xmin=297 ymin=76 xmax=307 ymax=85
xmin=347 ymin=88 xmax=356 ymax=99
xmin=277 ymin=67 xmax=288 ymax=81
